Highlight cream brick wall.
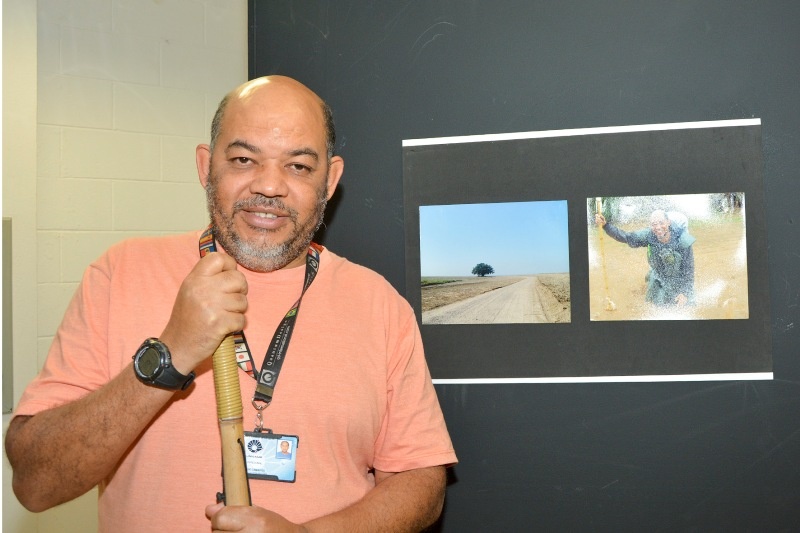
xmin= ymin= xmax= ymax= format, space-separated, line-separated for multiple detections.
xmin=36 ymin=0 xmax=247 ymax=340
xmin=3 ymin=1 xmax=248 ymax=531
xmin=3 ymin=3 xmax=40 ymax=532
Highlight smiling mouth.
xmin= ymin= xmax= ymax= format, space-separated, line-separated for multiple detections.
xmin=238 ymin=208 xmax=296 ymax=232
xmin=252 ymin=212 xmax=279 ymax=219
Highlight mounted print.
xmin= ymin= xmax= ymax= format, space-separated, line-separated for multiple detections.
xmin=419 ymin=200 xmax=570 ymax=325
xmin=403 ymin=120 xmax=771 ymax=383
xmin=589 ymin=193 xmax=749 ymax=321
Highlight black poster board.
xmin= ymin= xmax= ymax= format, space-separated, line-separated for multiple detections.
xmin=403 ymin=121 xmax=771 ymax=381
xmin=250 ymin=1 xmax=800 ymax=530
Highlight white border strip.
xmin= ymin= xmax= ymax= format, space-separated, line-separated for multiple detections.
xmin=403 ymin=118 xmax=761 ymax=147
xmin=432 ymin=372 xmax=773 ymax=385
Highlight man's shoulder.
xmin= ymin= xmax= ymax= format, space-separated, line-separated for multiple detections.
xmin=676 ymin=230 xmax=696 ymax=248
xmin=323 ymin=248 xmax=389 ymax=279
xmin=95 ymin=230 xmax=203 ymax=275
xmin=106 ymin=231 xmax=201 ymax=256
xmin=321 ymin=249 xmax=402 ymax=296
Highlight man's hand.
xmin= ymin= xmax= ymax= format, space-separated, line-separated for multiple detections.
xmin=204 ymin=466 xmax=445 ymax=532
xmin=595 ymin=213 xmax=607 ymax=227
xmin=160 ymin=252 xmax=248 ymax=374
xmin=206 ymin=503 xmax=308 ymax=533
xmin=675 ymin=293 xmax=688 ymax=307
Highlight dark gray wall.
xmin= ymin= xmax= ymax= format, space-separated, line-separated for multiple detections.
xmin=249 ymin=1 xmax=800 ymax=530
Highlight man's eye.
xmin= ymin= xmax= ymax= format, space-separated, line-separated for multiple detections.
xmin=233 ymin=157 xmax=252 ymax=164
xmin=289 ymin=163 xmax=312 ymax=173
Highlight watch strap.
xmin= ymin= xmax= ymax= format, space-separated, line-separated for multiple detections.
xmin=155 ymin=361 xmax=196 ymax=390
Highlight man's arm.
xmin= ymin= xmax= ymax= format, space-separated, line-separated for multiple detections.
xmin=206 ymin=465 xmax=447 ymax=532
xmin=5 ymin=369 xmax=176 ymax=512
xmin=603 ymin=223 xmax=650 ymax=248
xmin=305 ymin=466 xmax=446 ymax=532
xmin=596 ymin=214 xmax=648 ymax=248
xmin=5 ymin=252 xmax=248 ymax=512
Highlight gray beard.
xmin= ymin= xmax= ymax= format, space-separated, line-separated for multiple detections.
xmin=205 ymin=173 xmax=326 ymax=272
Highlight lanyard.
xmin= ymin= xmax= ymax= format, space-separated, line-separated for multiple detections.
xmin=199 ymin=226 xmax=320 ymax=408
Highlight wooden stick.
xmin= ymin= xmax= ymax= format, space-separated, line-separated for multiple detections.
xmin=596 ymin=198 xmax=616 ymax=312
xmin=212 ymin=335 xmax=251 ymax=506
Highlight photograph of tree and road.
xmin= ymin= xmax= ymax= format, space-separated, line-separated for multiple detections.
xmin=419 ymin=200 xmax=570 ymax=325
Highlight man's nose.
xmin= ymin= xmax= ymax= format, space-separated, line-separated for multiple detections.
xmin=250 ymin=162 xmax=289 ymax=197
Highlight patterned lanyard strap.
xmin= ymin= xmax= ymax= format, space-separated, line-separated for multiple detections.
xmin=199 ymin=226 xmax=321 ymax=408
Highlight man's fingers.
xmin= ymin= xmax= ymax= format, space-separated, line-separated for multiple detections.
xmin=196 ymin=251 xmax=240 ymax=276
xmin=194 ymin=254 xmax=248 ymax=296
xmin=226 ymin=293 xmax=249 ymax=313
xmin=215 ymin=269 xmax=249 ymax=296
xmin=205 ymin=502 xmax=224 ymax=519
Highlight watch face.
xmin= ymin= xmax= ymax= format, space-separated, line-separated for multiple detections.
xmin=137 ymin=347 xmax=162 ymax=378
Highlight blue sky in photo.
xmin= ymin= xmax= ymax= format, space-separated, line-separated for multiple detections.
xmin=419 ymin=200 xmax=570 ymax=277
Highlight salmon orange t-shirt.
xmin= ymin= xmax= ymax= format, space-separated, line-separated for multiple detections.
xmin=14 ymin=231 xmax=457 ymax=532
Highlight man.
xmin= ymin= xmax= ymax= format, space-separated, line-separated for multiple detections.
xmin=6 ymin=76 xmax=456 ymax=532
xmin=277 ymin=441 xmax=292 ymax=459
xmin=595 ymin=209 xmax=696 ymax=307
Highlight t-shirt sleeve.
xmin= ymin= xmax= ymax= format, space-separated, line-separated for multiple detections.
xmin=13 ymin=254 xmax=114 ymax=417
xmin=372 ymin=306 xmax=457 ymax=473
xmin=604 ymin=224 xmax=649 ymax=248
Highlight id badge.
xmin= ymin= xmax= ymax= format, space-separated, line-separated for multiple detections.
xmin=243 ymin=431 xmax=298 ymax=483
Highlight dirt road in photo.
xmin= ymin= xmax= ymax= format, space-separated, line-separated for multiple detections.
xmin=421 ymin=274 xmax=570 ymax=324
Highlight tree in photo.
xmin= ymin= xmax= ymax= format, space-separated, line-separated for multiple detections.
xmin=472 ymin=263 xmax=495 ymax=277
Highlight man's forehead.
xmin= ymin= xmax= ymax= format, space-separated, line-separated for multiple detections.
xmin=219 ymin=104 xmax=325 ymax=151
xmin=650 ymin=211 xmax=668 ymax=223
xmin=228 ymin=98 xmax=322 ymax=126
xmin=223 ymin=138 xmax=321 ymax=163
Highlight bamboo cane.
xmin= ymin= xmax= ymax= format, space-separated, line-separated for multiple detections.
xmin=212 ymin=335 xmax=251 ymax=505
xmin=596 ymin=198 xmax=616 ymax=311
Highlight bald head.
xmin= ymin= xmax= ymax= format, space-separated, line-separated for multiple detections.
xmin=197 ymin=75 xmax=344 ymax=272
xmin=649 ymin=210 xmax=668 ymax=225
xmin=209 ymin=76 xmax=335 ymax=160
xmin=649 ymin=209 xmax=670 ymax=243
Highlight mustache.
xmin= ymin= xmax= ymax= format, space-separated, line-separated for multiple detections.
xmin=232 ymin=196 xmax=298 ymax=218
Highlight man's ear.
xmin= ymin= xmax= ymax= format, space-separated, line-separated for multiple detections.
xmin=196 ymin=144 xmax=211 ymax=188
xmin=325 ymin=156 xmax=344 ymax=200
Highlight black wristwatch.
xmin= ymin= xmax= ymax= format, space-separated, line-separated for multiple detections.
xmin=132 ymin=338 xmax=195 ymax=391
